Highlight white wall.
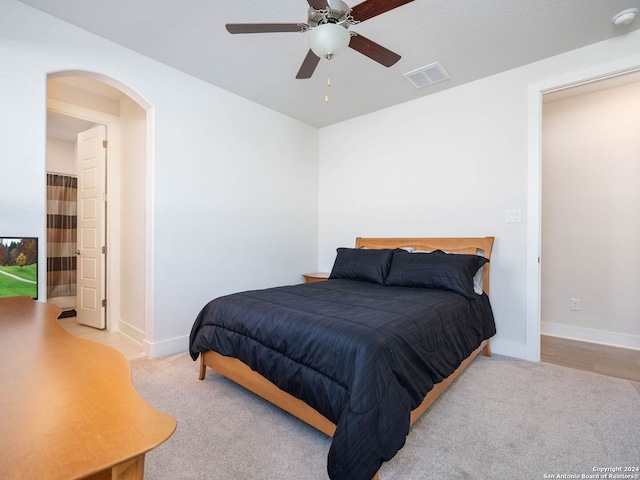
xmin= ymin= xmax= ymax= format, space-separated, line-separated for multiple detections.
xmin=46 ymin=138 xmax=75 ymax=174
xmin=0 ymin=0 xmax=319 ymax=357
xmin=4 ymin=0 xmax=639 ymax=360
xmin=318 ymin=29 xmax=640 ymax=360
xmin=541 ymin=81 xmax=640 ymax=349
xmin=119 ymin=96 xmax=147 ymax=341
xmin=48 ymin=79 xmax=120 ymax=117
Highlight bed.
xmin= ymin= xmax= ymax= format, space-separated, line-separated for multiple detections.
xmin=189 ymin=237 xmax=495 ymax=480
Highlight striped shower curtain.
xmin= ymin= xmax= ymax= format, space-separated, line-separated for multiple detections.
xmin=46 ymin=173 xmax=78 ymax=298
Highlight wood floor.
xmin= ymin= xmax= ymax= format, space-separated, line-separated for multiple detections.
xmin=58 ymin=316 xmax=144 ymax=361
xmin=541 ymin=334 xmax=640 ymax=382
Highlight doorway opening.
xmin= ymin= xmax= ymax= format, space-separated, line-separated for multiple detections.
xmin=526 ymin=58 xmax=640 ymax=363
xmin=538 ymin=70 xmax=640 ymax=382
xmin=45 ymin=72 xmax=152 ymax=355
xmin=47 ymin=122 xmax=107 ymax=329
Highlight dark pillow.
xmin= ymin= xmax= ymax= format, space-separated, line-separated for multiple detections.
xmin=329 ymin=248 xmax=394 ymax=285
xmin=385 ymin=249 xmax=488 ymax=298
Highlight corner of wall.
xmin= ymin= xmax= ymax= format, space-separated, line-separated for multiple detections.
xmin=142 ymin=335 xmax=189 ymax=359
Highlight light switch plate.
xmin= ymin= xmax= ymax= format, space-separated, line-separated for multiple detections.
xmin=506 ymin=209 xmax=522 ymax=223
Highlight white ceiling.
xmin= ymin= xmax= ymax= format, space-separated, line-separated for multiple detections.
xmin=20 ymin=0 xmax=640 ymax=128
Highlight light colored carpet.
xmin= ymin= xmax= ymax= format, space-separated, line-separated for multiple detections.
xmin=130 ymin=353 xmax=640 ymax=479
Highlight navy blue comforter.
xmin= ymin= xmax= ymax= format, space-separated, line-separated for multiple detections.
xmin=189 ymin=279 xmax=495 ymax=480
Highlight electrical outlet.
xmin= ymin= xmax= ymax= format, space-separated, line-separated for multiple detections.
xmin=570 ymin=298 xmax=581 ymax=311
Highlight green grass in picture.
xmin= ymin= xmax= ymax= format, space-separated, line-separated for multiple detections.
xmin=0 ymin=264 xmax=38 ymax=298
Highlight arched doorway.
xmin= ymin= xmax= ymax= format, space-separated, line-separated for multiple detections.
xmin=45 ymin=71 xmax=153 ymax=355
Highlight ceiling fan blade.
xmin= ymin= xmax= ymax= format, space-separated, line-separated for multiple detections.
xmin=226 ymin=23 xmax=307 ymax=34
xmin=307 ymin=0 xmax=328 ymax=9
xmin=351 ymin=0 xmax=414 ymax=22
xmin=349 ymin=33 xmax=401 ymax=67
xmin=296 ymin=50 xmax=321 ymax=79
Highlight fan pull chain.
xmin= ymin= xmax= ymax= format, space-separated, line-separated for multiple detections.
xmin=324 ymin=58 xmax=332 ymax=103
xmin=325 ymin=77 xmax=331 ymax=103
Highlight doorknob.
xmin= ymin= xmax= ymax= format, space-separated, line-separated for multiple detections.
xmin=75 ymin=250 xmax=80 ymax=255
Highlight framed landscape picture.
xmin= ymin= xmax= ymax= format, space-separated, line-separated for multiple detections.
xmin=0 ymin=237 xmax=38 ymax=300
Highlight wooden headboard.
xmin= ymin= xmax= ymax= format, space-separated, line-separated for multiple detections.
xmin=355 ymin=237 xmax=495 ymax=295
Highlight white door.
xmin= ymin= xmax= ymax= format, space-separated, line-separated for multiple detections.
xmin=76 ymin=125 xmax=107 ymax=329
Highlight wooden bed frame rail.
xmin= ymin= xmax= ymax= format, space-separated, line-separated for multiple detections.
xmin=200 ymin=339 xmax=489 ymax=434
xmin=198 ymin=237 xmax=494 ymax=479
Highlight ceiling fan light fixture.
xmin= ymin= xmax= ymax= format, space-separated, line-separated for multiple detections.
xmin=309 ymin=23 xmax=351 ymax=59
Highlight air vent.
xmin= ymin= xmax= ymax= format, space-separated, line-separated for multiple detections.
xmin=403 ymin=62 xmax=450 ymax=89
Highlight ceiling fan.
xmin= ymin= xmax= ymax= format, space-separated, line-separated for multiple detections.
xmin=226 ymin=0 xmax=414 ymax=79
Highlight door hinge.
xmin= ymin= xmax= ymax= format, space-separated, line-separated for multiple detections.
xmin=102 ymin=246 xmax=107 ymax=254
xmin=102 ymin=140 xmax=108 ymax=148
xmin=102 ymin=299 xmax=107 ymax=308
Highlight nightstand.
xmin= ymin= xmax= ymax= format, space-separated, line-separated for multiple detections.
xmin=302 ymin=272 xmax=330 ymax=284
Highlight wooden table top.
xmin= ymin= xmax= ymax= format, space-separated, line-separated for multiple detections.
xmin=0 ymin=296 xmax=176 ymax=480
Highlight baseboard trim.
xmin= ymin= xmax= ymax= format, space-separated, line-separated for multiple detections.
xmin=143 ymin=334 xmax=189 ymax=358
xmin=541 ymin=322 xmax=640 ymax=351
xmin=118 ymin=320 xmax=144 ymax=344
xmin=490 ymin=338 xmax=534 ymax=361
